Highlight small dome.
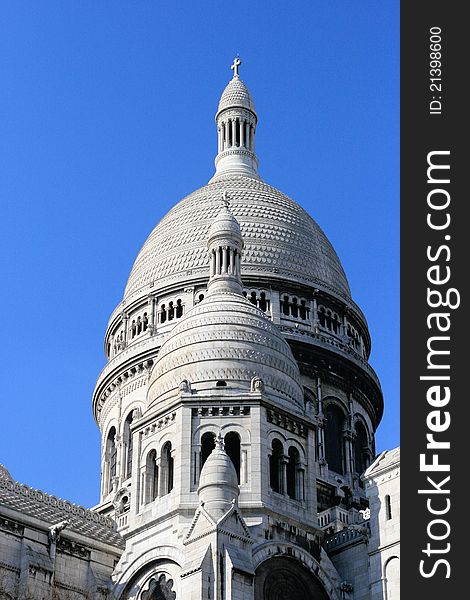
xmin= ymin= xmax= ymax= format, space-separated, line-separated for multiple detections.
xmin=198 ymin=434 xmax=239 ymax=519
xmin=208 ymin=202 xmax=242 ymax=243
xmin=147 ymin=291 xmax=304 ymax=410
xmin=218 ymin=76 xmax=256 ymax=115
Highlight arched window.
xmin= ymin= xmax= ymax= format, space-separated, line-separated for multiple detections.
xmin=200 ymin=432 xmax=215 ymax=471
xmin=176 ymin=299 xmax=183 ymax=318
xmin=291 ymin=297 xmax=299 ymax=318
xmin=354 ymin=421 xmax=369 ymax=478
xmin=137 ymin=316 xmax=142 ymax=334
xmin=319 ymin=306 xmax=326 ymax=327
xmin=123 ymin=413 xmax=134 ymax=479
xmin=198 ymin=293 xmax=205 ymax=303
xmin=131 ymin=320 xmax=136 ymax=339
xmin=250 ymin=291 xmax=257 ymax=306
xmin=259 ymin=292 xmax=268 ymax=312
xmin=161 ymin=442 xmax=174 ymax=494
xmin=326 ymin=310 xmax=332 ymax=330
xmin=269 ymin=439 xmax=284 ymax=494
xmin=146 ymin=449 xmax=158 ymax=503
xmin=160 ymin=304 xmax=167 ymax=323
xmin=224 ymin=431 xmax=241 ymax=483
xmin=282 ymin=295 xmax=290 ymax=316
xmin=106 ymin=427 xmax=117 ymax=495
xmin=324 ymin=405 xmax=345 ymax=474
xmin=168 ymin=301 xmax=175 ymax=321
xmin=143 ymin=312 xmax=148 ymax=331
xmin=286 ymin=446 xmax=301 ymax=500
xmin=385 ymin=494 xmax=392 ymax=520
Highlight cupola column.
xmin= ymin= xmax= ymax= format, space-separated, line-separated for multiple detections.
xmin=207 ymin=192 xmax=244 ymax=295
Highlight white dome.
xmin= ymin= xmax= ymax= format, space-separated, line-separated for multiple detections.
xmin=147 ymin=290 xmax=304 ymax=410
xmin=197 ymin=435 xmax=239 ymax=519
xmin=217 ymin=76 xmax=256 ymax=114
xmin=123 ymin=174 xmax=351 ymax=302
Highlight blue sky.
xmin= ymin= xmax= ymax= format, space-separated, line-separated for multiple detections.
xmin=0 ymin=1 xmax=399 ymax=508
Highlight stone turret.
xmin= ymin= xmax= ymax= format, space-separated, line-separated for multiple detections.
xmin=213 ymin=56 xmax=259 ymax=179
xmin=207 ymin=192 xmax=244 ymax=295
xmin=197 ymin=432 xmax=239 ymax=520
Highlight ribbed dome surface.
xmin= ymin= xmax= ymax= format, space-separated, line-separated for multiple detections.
xmin=0 ymin=464 xmax=13 ymax=482
xmin=147 ymin=291 xmax=304 ymax=409
xmin=218 ymin=76 xmax=256 ymax=114
xmin=124 ymin=174 xmax=351 ymax=301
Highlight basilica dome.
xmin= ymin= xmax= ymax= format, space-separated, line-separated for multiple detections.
xmin=123 ymin=173 xmax=351 ymax=302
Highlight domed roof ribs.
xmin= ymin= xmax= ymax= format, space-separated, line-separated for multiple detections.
xmin=207 ymin=192 xmax=244 ymax=295
xmin=212 ymin=57 xmax=260 ymax=180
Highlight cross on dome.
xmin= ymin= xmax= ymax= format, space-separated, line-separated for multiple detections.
xmin=231 ymin=56 xmax=241 ymax=78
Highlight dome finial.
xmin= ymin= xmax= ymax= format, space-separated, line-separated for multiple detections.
xmin=230 ymin=55 xmax=241 ymax=78
xmin=215 ymin=430 xmax=224 ymax=449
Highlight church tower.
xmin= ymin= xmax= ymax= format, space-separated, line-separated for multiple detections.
xmin=92 ymin=58 xmax=383 ymax=600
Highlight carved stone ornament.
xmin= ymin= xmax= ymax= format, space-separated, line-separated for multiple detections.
xmin=250 ymin=375 xmax=264 ymax=392
xmin=113 ymin=487 xmax=131 ymax=515
xmin=141 ymin=574 xmax=176 ymax=600
xmin=179 ymin=379 xmax=191 ymax=393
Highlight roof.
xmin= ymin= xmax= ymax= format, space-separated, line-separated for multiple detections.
xmin=218 ymin=76 xmax=256 ymax=114
xmin=363 ymin=446 xmax=400 ymax=479
xmin=0 ymin=476 xmax=124 ymax=549
xmin=147 ymin=290 xmax=304 ymax=410
xmin=123 ymin=173 xmax=351 ymax=303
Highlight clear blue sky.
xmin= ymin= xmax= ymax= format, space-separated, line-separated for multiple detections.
xmin=0 ymin=1 xmax=399 ymax=508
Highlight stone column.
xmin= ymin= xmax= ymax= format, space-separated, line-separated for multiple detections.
xmin=297 ymin=465 xmax=306 ymax=501
xmin=193 ymin=447 xmax=201 ymax=488
xmin=115 ymin=433 xmax=124 ymax=489
xmin=229 ymin=248 xmax=235 ymax=275
xmin=209 ymin=250 xmax=215 ymax=278
xmin=240 ymin=119 xmax=245 ymax=147
xmin=215 ymin=247 xmax=221 ymax=275
xmin=343 ymin=312 xmax=349 ymax=337
xmin=240 ymin=446 xmax=248 ymax=485
xmin=343 ymin=429 xmax=355 ymax=487
xmin=156 ymin=455 xmax=164 ymax=497
xmin=280 ymin=456 xmax=288 ymax=495
xmin=150 ymin=296 xmax=157 ymax=334
xmin=122 ymin=313 xmax=128 ymax=347
xmin=312 ymin=291 xmax=319 ymax=331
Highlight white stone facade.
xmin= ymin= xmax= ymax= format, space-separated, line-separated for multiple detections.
xmin=363 ymin=448 xmax=400 ymax=600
